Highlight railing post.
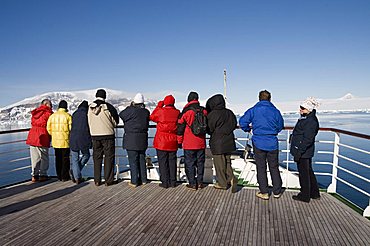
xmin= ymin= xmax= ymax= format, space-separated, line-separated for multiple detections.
xmin=115 ymin=127 xmax=120 ymax=180
xmin=364 ymin=199 xmax=370 ymax=217
xmin=328 ymin=132 xmax=340 ymax=193
xmin=285 ymin=130 xmax=290 ymax=188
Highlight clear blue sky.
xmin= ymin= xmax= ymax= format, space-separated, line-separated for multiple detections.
xmin=1 ymin=0 xmax=370 ymax=107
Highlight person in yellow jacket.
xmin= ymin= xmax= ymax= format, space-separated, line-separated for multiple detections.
xmin=47 ymin=100 xmax=72 ymax=181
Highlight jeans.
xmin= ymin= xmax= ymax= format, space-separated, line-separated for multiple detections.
xmin=71 ymin=149 xmax=90 ymax=180
xmin=253 ymin=145 xmax=282 ymax=194
xmin=127 ymin=150 xmax=147 ymax=185
xmin=184 ymin=149 xmax=205 ymax=186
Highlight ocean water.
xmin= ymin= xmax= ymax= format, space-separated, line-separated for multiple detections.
xmin=0 ymin=112 xmax=369 ymax=209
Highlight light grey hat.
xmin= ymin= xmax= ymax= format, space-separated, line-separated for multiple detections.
xmin=133 ymin=93 xmax=144 ymax=104
xmin=300 ymin=97 xmax=320 ymax=111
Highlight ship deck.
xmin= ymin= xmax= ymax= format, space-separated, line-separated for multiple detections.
xmin=1 ymin=180 xmax=370 ymax=245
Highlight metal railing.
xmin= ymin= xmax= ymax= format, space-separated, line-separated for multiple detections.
xmin=0 ymin=126 xmax=369 ymax=217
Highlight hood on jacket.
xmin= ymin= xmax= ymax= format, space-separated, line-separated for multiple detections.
xmin=78 ymin=100 xmax=89 ymax=109
xmin=206 ymin=94 xmax=225 ymax=112
xmin=89 ymin=99 xmax=106 ymax=115
xmin=164 ymin=95 xmax=175 ymax=106
xmin=31 ymin=104 xmax=53 ymax=119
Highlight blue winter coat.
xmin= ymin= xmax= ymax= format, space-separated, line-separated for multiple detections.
xmin=239 ymin=100 xmax=284 ymax=151
xmin=119 ymin=104 xmax=150 ymax=151
xmin=290 ymin=110 xmax=319 ymax=159
xmin=70 ymin=106 xmax=92 ymax=152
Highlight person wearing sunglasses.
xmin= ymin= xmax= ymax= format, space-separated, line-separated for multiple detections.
xmin=290 ymin=97 xmax=320 ymax=203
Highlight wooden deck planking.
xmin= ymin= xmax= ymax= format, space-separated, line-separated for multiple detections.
xmin=1 ymin=180 xmax=370 ymax=246
xmin=325 ymin=194 xmax=369 ymax=245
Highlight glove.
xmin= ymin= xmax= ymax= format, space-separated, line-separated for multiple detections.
xmin=157 ymin=101 xmax=164 ymax=108
xmin=294 ymin=153 xmax=301 ymax=163
xmin=178 ymin=143 xmax=183 ymax=149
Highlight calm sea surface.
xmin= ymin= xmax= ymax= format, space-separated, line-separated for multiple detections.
xmin=1 ymin=112 xmax=369 ymax=209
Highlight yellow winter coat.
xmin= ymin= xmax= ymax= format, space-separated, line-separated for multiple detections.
xmin=47 ymin=108 xmax=72 ymax=148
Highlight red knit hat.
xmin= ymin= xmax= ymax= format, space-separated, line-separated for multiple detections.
xmin=163 ymin=95 xmax=175 ymax=106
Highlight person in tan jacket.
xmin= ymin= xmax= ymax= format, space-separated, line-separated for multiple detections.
xmin=47 ymin=100 xmax=72 ymax=181
xmin=88 ymin=89 xmax=119 ymax=186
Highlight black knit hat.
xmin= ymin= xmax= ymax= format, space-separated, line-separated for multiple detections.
xmin=58 ymin=100 xmax=68 ymax=109
xmin=187 ymin=91 xmax=199 ymax=102
xmin=95 ymin=89 xmax=106 ymax=99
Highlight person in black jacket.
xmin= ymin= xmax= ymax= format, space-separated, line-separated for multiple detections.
xmin=70 ymin=100 xmax=92 ymax=184
xmin=119 ymin=93 xmax=150 ymax=187
xmin=290 ymin=97 xmax=320 ymax=202
xmin=206 ymin=94 xmax=238 ymax=193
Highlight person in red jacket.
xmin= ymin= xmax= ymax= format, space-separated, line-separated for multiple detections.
xmin=150 ymin=95 xmax=180 ymax=188
xmin=177 ymin=92 xmax=207 ymax=190
xmin=26 ymin=99 xmax=53 ymax=182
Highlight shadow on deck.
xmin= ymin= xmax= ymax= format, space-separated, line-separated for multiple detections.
xmin=0 ymin=180 xmax=369 ymax=245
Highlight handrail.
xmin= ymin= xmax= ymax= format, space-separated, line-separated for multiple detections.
xmin=0 ymin=128 xmax=30 ymax=135
xmin=2 ymin=125 xmax=370 ymax=139
xmin=284 ymin=126 xmax=370 ymax=140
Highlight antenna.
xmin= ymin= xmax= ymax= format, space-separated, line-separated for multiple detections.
xmin=223 ymin=69 xmax=227 ymax=100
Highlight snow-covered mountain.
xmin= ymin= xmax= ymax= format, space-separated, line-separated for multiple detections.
xmin=0 ymin=89 xmax=158 ymax=127
xmin=1 ymin=90 xmax=369 ymax=128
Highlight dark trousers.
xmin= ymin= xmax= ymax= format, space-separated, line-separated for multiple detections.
xmin=254 ymin=145 xmax=282 ymax=194
xmin=54 ymin=148 xmax=70 ymax=181
xmin=157 ymin=149 xmax=177 ymax=187
xmin=297 ymin=158 xmax=320 ymax=200
xmin=92 ymin=139 xmax=115 ymax=184
xmin=212 ymin=154 xmax=236 ymax=188
xmin=127 ymin=150 xmax=147 ymax=185
xmin=184 ymin=149 xmax=205 ymax=186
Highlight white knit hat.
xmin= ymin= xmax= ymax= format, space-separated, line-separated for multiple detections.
xmin=133 ymin=93 xmax=144 ymax=104
xmin=300 ymin=97 xmax=320 ymax=112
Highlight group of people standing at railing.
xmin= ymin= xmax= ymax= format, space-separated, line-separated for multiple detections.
xmin=26 ymin=88 xmax=321 ymax=203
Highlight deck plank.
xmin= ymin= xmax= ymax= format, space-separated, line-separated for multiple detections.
xmin=1 ymin=180 xmax=370 ymax=245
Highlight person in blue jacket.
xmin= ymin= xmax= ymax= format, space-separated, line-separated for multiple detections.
xmin=290 ymin=97 xmax=320 ymax=203
xmin=119 ymin=93 xmax=150 ymax=187
xmin=239 ymin=90 xmax=284 ymax=200
xmin=69 ymin=100 xmax=92 ymax=184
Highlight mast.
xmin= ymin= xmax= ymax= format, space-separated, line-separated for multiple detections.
xmin=223 ymin=69 xmax=227 ymax=100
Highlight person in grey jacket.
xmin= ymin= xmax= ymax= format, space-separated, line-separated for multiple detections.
xmin=290 ymin=97 xmax=320 ymax=203
xmin=119 ymin=93 xmax=150 ymax=187
xmin=88 ymin=89 xmax=119 ymax=186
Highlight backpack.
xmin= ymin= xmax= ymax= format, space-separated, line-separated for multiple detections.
xmin=190 ymin=108 xmax=207 ymax=136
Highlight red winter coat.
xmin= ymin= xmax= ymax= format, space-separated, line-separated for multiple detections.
xmin=150 ymin=97 xmax=180 ymax=151
xmin=26 ymin=104 xmax=53 ymax=147
xmin=178 ymin=100 xmax=207 ymax=150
